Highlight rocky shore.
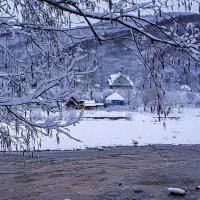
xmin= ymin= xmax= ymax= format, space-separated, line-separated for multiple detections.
xmin=0 ymin=145 xmax=200 ymax=200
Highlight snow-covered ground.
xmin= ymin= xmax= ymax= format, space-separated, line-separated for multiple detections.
xmin=39 ymin=108 xmax=200 ymax=150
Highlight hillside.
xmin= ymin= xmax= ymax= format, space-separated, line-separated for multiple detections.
xmin=68 ymin=13 xmax=200 ymax=107
xmin=0 ymin=13 xmax=200 ymax=108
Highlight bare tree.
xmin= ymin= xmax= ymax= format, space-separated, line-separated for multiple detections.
xmin=0 ymin=0 xmax=199 ymax=150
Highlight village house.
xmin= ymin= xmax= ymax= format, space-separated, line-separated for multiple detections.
xmin=108 ymin=72 xmax=133 ymax=89
xmin=65 ymin=96 xmax=80 ymax=109
xmin=65 ymin=97 xmax=104 ymax=110
xmin=105 ymin=92 xmax=126 ymax=106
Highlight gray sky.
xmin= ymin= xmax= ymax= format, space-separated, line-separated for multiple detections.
xmin=71 ymin=0 xmax=199 ymax=27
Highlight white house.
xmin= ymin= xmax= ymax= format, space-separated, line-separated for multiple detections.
xmin=105 ymin=92 xmax=125 ymax=106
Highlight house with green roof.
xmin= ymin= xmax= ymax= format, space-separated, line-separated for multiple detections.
xmin=108 ymin=72 xmax=133 ymax=88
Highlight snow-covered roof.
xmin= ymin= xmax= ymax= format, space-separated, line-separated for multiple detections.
xmin=0 ymin=72 xmax=9 ymax=77
xmin=68 ymin=96 xmax=79 ymax=105
xmin=96 ymin=103 xmax=104 ymax=106
xmin=75 ymin=75 xmax=84 ymax=82
xmin=84 ymin=100 xmax=104 ymax=107
xmin=110 ymin=72 xmax=121 ymax=81
xmin=84 ymin=100 xmax=96 ymax=106
xmin=180 ymin=85 xmax=191 ymax=91
xmin=105 ymin=92 xmax=125 ymax=101
xmin=108 ymin=72 xmax=133 ymax=87
xmin=94 ymin=84 xmax=101 ymax=88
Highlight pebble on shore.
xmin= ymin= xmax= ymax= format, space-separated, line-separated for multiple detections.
xmin=167 ymin=187 xmax=186 ymax=195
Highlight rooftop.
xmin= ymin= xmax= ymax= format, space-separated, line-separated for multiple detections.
xmin=105 ymin=92 xmax=125 ymax=101
xmin=108 ymin=72 xmax=133 ymax=87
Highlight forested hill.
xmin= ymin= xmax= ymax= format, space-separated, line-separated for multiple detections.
xmin=0 ymin=13 xmax=200 ymax=96
xmin=73 ymin=13 xmax=200 ymax=93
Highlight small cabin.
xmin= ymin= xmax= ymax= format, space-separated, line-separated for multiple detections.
xmin=65 ymin=96 xmax=80 ymax=109
xmin=105 ymin=92 xmax=125 ymax=106
xmin=108 ymin=72 xmax=133 ymax=88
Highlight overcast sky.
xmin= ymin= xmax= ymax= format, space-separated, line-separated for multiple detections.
xmin=5 ymin=0 xmax=199 ymax=28
xmin=71 ymin=0 xmax=199 ymax=27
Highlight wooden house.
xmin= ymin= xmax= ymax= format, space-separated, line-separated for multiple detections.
xmin=108 ymin=72 xmax=133 ymax=88
xmin=65 ymin=96 xmax=80 ymax=109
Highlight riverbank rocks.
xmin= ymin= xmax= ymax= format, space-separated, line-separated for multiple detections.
xmin=167 ymin=187 xmax=186 ymax=195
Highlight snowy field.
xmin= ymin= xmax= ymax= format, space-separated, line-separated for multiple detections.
xmin=39 ymin=108 xmax=200 ymax=150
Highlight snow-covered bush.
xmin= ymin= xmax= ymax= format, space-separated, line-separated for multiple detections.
xmin=126 ymin=112 xmax=133 ymax=121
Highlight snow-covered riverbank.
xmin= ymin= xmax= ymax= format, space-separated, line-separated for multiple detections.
xmin=40 ymin=108 xmax=200 ymax=150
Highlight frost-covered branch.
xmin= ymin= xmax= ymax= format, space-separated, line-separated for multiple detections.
xmin=0 ymin=0 xmax=199 ymax=151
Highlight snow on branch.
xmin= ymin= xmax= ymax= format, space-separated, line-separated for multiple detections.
xmin=0 ymin=0 xmax=199 ymax=151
